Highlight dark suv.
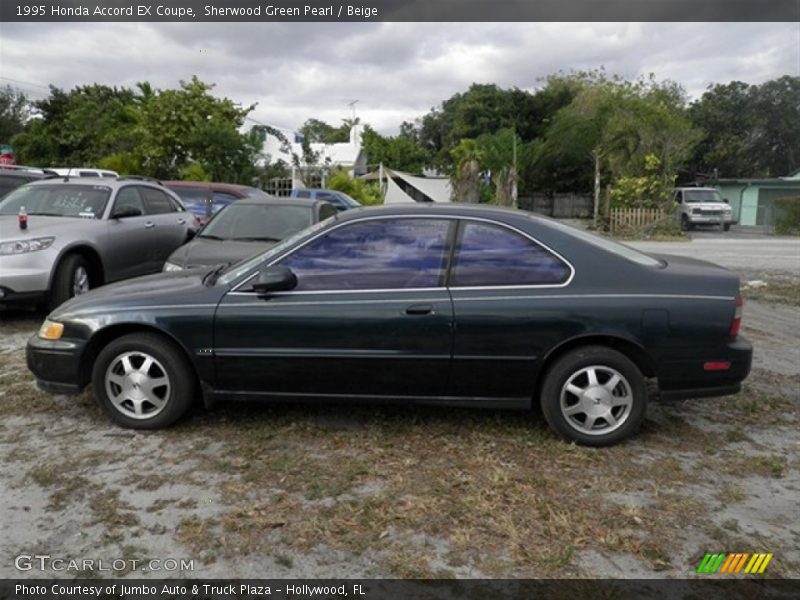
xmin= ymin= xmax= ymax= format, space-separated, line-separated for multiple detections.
xmin=0 ymin=166 xmax=56 ymax=198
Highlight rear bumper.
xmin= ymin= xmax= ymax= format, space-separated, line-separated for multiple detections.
xmin=655 ymin=336 xmax=752 ymax=400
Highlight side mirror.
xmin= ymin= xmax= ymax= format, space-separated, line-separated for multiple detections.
xmin=723 ymin=198 xmax=729 ymax=204
xmin=112 ymin=206 xmax=143 ymax=219
xmin=253 ymin=265 xmax=297 ymax=296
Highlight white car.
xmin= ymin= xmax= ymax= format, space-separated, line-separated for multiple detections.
xmin=673 ymin=187 xmax=734 ymax=231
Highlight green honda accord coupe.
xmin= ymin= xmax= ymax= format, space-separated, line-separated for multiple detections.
xmin=26 ymin=204 xmax=752 ymax=446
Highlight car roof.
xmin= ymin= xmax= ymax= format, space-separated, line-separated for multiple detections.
xmin=333 ymin=202 xmax=542 ymax=222
xmin=163 ymin=180 xmax=262 ymax=196
xmin=21 ymin=176 xmax=172 ymax=192
xmin=236 ymin=195 xmax=321 ymax=208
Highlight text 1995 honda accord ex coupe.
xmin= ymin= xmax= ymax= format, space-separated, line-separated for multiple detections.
xmin=27 ymin=204 xmax=752 ymax=446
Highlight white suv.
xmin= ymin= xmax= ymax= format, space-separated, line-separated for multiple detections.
xmin=674 ymin=187 xmax=734 ymax=231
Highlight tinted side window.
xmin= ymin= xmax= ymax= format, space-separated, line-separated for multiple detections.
xmin=113 ymin=187 xmax=145 ymax=215
xmin=294 ymin=190 xmax=312 ymax=199
xmin=450 ymin=222 xmax=570 ymax=287
xmin=279 ymin=218 xmax=451 ymax=291
xmin=141 ymin=187 xmax=175 ymax=214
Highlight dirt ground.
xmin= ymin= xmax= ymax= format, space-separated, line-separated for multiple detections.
xmin=1 ymin=267 xmax=798 ymax=579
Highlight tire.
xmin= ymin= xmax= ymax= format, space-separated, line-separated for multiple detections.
xmin=680 ymin=214 xmax=693 ymax=231
xmin=539 ymin=346 xmax=647 ymax=446
xmin=723 ymin=223 xmax=731 ymax=232
xmin=50 ymin=254 xmax=91 ymax=310
xmin=91 ymin=332 xmax=196 ymax=429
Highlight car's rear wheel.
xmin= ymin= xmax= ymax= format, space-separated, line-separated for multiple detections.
xmin=540 ymin=346 xmax=647 ymax=446
xmin=50 ymin=254 xmax=91 ymax=310
xmin=91 ymin=333 xmax=195 ymax=429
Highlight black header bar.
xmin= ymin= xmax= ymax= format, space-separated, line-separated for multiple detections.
xmin=2 ymin=0 xmax=800 ymax=22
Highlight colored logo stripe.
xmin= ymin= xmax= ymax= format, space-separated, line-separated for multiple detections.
xmin=697 ymin=552 xmax=773 ymax=574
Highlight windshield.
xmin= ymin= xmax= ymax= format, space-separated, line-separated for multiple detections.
xmin=218 ymin=215 xmax=336 ymax=285
xmin=200 ymin=203 xmax=313 ymax=242
xmin=0 ymin=184 xmax=111 ymax=218
xmin=684 ymin=189 xmax=724 ymax=203
xmin=540 ymin=217 xmax=663 ymax=267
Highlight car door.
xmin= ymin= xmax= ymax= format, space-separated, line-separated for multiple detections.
xmin=103 ymin=186 xmax=162 ymax=279
xmin=140 ymin=186 xmax=191 ymax=265
xmin=213 ymin=217 xmax=455 ymax=398
xmin=447 ymin=219 xmax=573 ymax=400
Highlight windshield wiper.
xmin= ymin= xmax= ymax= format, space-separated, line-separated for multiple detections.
xmin=198 ymin=234 xmax=225 ymax=240
xmin=231 ymin=236 xmax=281 ymax=242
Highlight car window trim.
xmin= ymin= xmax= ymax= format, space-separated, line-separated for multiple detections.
xmin=227 ymin=214 xmax=576 ymax=296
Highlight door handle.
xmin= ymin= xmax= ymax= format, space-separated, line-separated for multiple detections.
xmin=144 ymin=221 xmax=155 ymax=229
xmin=405 ymin=304 xmax=433 ymax=316
xmin=177 ymin=218 xmax=186 ymax=225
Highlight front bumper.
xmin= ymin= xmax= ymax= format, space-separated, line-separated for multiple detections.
xmin=655 ymin=336 xmax=753 ymax=400
xmin=0 ymin=252 xmax=53 ymax=300
xmin=26 ymin=334 xmax=87 ymax=395
xmin=688 ymin=214 xmax=734 ymax=225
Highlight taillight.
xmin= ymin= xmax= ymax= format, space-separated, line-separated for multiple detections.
xmin=729 ymin=293 xmax=743 ymax=337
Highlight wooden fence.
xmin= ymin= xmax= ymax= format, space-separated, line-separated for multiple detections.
xmin=609 ymin=208 xmax=666 ymax=234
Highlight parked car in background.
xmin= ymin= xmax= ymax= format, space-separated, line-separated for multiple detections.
xmin=164 ymin=181 xmax=272 ymax=226
xmin=674 ymin=187 xmax=734 ymax=231
xmin=290 ymin=188 xmax=361 ymax=212
xmin=163 ymin=196 xmax=336 ymax=271
xmin=0 ymin=178 xmax=195 ymax=309
xmin=48 ymin=167 xmax=119 ymax=179
xmin=27 ymin=204 xmax=751 ymax=446
xmin=0 ymin=165 xmax=57 ymax=198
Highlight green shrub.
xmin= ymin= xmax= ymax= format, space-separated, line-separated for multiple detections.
xmin=326 ymin=169 xmax=383 ymax=206
xmin=774 ymin=196 xmax=800 ymax=235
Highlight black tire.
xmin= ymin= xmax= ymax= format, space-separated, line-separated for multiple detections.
xmin=680 ymin=214 xmax=693 ymax=231
xmin=50 ymin=254 xmax=91 ymax=310
xmin=91 ymin=332 xmax=196 ymax=429
xmin=723 ymin=223 xmax=731 ymax=232
xmin=539 ymin=346 xmax=647 ymax=446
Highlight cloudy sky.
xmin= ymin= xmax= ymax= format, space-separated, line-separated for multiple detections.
xmin=1 ymin=22 xmax=798 ymax=135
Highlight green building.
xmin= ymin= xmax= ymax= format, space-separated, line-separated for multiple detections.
xmin=712 ymin=171 xmax=800 ymax=226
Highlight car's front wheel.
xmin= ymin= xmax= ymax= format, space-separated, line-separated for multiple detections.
xmin=91 ymin=333 xmax=196 ymax=429
xmin=680 ymin=214 xmax=693 ymax=231
xmin=50 ymin=254 xmax=91 ymax=310
xmin=540 ymin=346 xmax=647 ymax=446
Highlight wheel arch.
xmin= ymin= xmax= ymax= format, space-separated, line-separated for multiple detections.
xmin=50 ymin=244 xmax=106 ymax=289
xmin=78 ymin=323 xmax=201 ymax=390
xmin=535 ymin=334 xmax=657 ymax=406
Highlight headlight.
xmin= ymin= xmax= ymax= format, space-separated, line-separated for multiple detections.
xmin=163 ymin=261 xmax=183 ymax=272
xmin=38 ymin=319 xmax=64 ymax=340
xmin=0 ymin=237 xmax=55 ymax=256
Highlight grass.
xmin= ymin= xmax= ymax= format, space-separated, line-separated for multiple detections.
xmin=742 ymin=279 xmax=800 ymax=306
xmin=2 ymin=308 xmax=799 ymax=578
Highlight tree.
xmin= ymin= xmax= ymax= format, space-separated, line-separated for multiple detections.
xmin=474 ymin=128 xmax=534 ymax=206
xmin=361 ymin=125 xmax=431 ymax=175
xmin=689 ymin=76 xmax=800 ymax=178
xmin=133 ymin=76 xmax=255 ymax=179
xmin=0 ymin=85 xmax=31 ymax=144
xmin=12 ymin=84 xmax=139 ymax=166
xmin=535 ymin=74 xmax=698 ymax=221
xmin=450 ymin=139 xmax=483 ymax=203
